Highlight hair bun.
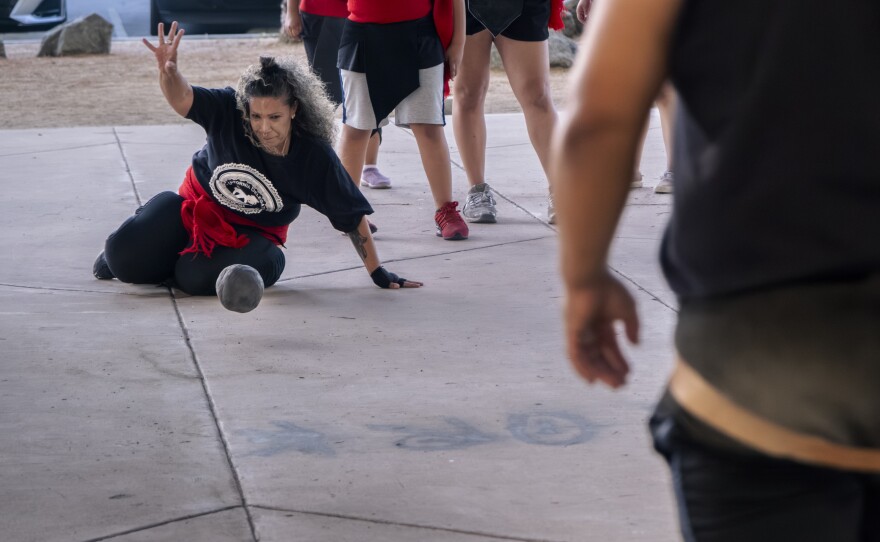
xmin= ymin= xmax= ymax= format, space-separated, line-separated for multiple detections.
xmin=260 ymin=56 xmax=281 ymax=76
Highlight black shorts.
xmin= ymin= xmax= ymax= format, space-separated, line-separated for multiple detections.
xmin=465 ymin=0 xmax=550 ymax=42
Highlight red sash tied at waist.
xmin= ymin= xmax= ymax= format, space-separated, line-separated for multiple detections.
xmin=549 ymin=0 xmax=565 ymax=31
xmin=178 ymin=167 xmax=288 ymax=258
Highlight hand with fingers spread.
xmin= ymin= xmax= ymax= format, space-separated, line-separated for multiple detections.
xmin=142 ymin=21 xmax=193 ymax=118
xmin=143 ymin=22 xmax=185 ymax=77
xmin=564 ymin=272 xmax=639 ymax=389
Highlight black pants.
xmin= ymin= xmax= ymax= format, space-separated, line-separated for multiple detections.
xmin=651 ymin=400 xmax=880 ymax=542
xmin=301 ymin=12 xmax=346 ymax=106
xmin=103 ymin=191 xmax=285 ymax=296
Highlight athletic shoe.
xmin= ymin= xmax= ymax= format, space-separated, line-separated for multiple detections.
xmin=547 ymin=193 xmax=557 ymax=225
xmin=654 ymin=170 xmax=674 ymax=194
xmin=93 ymin=251 xmax=114 ymax=280
xmin=361 ymin=167 xmax=392 ymax=189
xmin=631 ymin=172 xmax=644 ymax=188
xmin=215 ymin=264 xmax=264 ymax=313
xmin=434 ymin=201 xmax=469 ymax=240
xmin=461 ymin=183 xmax=497 ymax=223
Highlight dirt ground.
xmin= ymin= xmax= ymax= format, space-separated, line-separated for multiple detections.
xmin=0 ymin=37 xmax=572 ymax=129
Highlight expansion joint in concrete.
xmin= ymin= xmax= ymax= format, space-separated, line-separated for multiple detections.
xmin=112 ymin=127 xmax=143 ymax=207
xmin=610 ymin=265 xmax=678 ymax=313
xmin=79 ymin=505 xmax=244 ymax=542
xmin=0 ymin=142 xmax=116 ymax=159
xmin=168 ymin=290 xmax=259 ymax=541
xmin=250 ymin=504 xmax=565 ymax=542
xmin=274 ymin=235 xmax=555 ymax=285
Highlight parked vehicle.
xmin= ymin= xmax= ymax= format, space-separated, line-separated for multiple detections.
xmin=0 ymin=0 xmax=66 ymax=31
xmin=150 ymin=0 xmax=281 ymax=35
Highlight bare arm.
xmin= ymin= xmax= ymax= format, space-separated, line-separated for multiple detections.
xmin=347 ymin=217 xmax=423 ymax=289
xmin=283 ymin=1 xmax=303 ymax=41
xmin=550 ymin=0 xmax=682 ymax=387
xmin=446 ymin=0 xmax=467 ymax=79
xmin=142 ymin=22 xmax=193 ymax=118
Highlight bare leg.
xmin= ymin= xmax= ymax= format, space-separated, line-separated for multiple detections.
xmin=452 ymin=30 xmax=494 ymax=188
xmin=338 ymin=124 xmax=372 ymax=187
xmin=655 ymin=82 xmax=677 ymax=171
xmin=495 ymin=36 xmax=558 ymax=185
xmin=409 ymin=123 xmax=453 ymax=209
xmin=632 ymin=115 xmax=649 ymax=186
xmin=652 ymin=82 xmax=677 ymax=193
xmin=365 ymin=131 xmax=381 ymax=166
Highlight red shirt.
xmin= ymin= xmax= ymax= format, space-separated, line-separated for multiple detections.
xmin=299 ymin=0 xmax=349 ymax=18
xmin=347 ymin=0 xmax=432 ymax=24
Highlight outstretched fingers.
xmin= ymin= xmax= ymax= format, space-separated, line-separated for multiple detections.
xmin=170 ymin=24 xmax=185 ymax=51
xmin=142 ymin=21 xmax=183 ymax=53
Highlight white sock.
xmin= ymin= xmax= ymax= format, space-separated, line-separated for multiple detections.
xmin=363 ymin=164 xmax=377 ymax=171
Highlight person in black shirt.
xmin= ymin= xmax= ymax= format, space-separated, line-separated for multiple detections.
xmin=93 ymin=22 xmax=421 ymax=313
xmin=552 ymin=0 xmax=880 ymax=540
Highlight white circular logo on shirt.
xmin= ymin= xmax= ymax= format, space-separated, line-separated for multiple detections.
xmin=209 ymin=163 xmax=284 ymax=214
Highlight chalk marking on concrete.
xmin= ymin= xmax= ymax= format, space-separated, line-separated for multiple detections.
xmin=238 ymin=421 xmax=336 ymax=457
xmin=368 ymin=417 xmax=498 ymax=451
xmin=507 ymin=412 xmax=594 ymax=446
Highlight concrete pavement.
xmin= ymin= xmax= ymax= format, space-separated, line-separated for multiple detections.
xmin=0 ymin=112 xmax=679 ymax=541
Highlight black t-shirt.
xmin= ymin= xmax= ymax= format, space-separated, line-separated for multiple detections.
xmin=662 ymin=0 xmax=880 ymax=300
xmin=185 ymin=86 xmax=372 ymax=233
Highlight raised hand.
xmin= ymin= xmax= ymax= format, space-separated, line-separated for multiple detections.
xmin=142 ymin=21 xmax=185 ymax=76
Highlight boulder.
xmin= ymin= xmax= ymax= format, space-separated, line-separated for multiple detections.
xmin=38 ymin=13 xmax=113 ymax=57
xmin=548 ymin=31 xmax=578 ymax=68
xmin=562 ymin=8 xmax=584 ymax=38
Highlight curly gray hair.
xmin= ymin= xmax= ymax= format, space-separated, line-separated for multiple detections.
xmin=236 ymin=56 xmax=338 ymax=147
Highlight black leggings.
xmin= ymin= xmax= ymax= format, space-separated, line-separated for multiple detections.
xmin=103 ymin=191 xmax=286 ymax=296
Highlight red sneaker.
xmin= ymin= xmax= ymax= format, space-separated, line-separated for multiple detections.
xmin=434 ymin=201 xmax=469 ymax=240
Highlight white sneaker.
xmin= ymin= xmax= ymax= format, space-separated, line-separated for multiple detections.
xmin=631 ymin=172 xmax=644 ymax=188
xmin=361 ymin=167 xmax=392 ymax=189
xmin=547 ymin=192 xmax=557 ymax=225
xmin=461 ymin=183 xmax=498 ymax=223
xmin=654 ymin=170 xmax=674 ymax=194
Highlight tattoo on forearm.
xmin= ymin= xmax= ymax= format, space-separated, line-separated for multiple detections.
xmin=348 ymin=231 xmax=369 ymax=261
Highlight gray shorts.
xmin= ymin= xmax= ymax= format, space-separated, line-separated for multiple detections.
xmin=341 ymin=63 xmax=445 ymax=130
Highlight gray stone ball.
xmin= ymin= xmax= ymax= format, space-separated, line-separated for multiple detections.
xmin=215 ymin=264 xmax=264 ymax=313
